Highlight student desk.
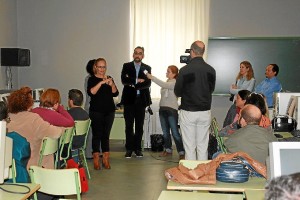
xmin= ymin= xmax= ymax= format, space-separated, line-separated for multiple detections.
xmin=245 ymin=189 xmax=265 ymax=200
xmin=0 ymin=183 xmax=40 ymax=200
xmin=110 ymin=109 xmax=125 ymax=140
xmin=158 ymin=190 xmax=244 ymax=200
xmin=168 ymin=160 xmax=266 ymax=199
xmin=167 ymin=177 xmax=266 ymax=192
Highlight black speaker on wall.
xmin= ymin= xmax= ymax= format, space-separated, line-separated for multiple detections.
xmin=1 ymin=48 xmax=30 ymax=66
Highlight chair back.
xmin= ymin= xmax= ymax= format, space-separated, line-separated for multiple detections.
xmin=210 ymin=117 xmax=228 ymax=153
xmin=38 ymin=137 xmax=59 ymax=167
xmin=29 ymin=165 xmax=81 ymax=200
xmin=59 ymin=126 xmax=75 ymax=162
xmin=74 ymin=119 xmax=91 ymax=149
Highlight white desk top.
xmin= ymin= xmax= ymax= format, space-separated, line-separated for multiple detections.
xmin=0 ymin=183 xmax=40 ymax=200
xmin=158 ymin=190 xmax=244 ymax=200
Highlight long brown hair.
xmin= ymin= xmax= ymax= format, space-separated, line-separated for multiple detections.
xmin=236 ymin=61 xmax=254 ymax=81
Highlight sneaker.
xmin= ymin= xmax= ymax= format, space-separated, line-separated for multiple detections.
xmin=135 ymin=150 xmax=143 ymax=157
xmin=159 ymin=151 xmax=172 ymax=157
xmin=125 ymin=150 xmax=132 ymax=158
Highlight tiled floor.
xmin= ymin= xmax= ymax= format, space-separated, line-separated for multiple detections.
xmin=80 ymin=141 xmax=179 ymax=200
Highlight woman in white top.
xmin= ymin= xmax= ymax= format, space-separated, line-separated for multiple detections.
xmin=230 ymin=61 xmax=255 ymax=95
xmin=146 ymin=65 xmax=184 ymax=160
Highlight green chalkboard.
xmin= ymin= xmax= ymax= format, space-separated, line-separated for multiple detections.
xmin=207 ymin=37 xmax=300 ymax=94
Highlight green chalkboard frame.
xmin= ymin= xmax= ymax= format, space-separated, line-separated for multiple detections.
xmin=207 ymin=37 xmax=300 ymax=95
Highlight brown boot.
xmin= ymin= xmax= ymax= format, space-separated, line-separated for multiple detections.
xmin=93 ymin=152 xmax=101 ymax=170
xmin=103 ymin=152 xmax=111 ymax=169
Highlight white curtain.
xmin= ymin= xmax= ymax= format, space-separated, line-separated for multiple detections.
xmin=130 ymin=0 xmax=210 ymax=98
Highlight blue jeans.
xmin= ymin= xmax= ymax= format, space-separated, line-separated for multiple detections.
xmin=159 ymin=108 xmax=184 ymax=155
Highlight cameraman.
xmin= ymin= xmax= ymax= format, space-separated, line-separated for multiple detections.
xmin=174 ymin=40 xmax=216 ymax=160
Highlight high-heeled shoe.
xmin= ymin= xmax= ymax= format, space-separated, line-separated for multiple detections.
xmin=93 ymin=152 xmax=101 ymax=170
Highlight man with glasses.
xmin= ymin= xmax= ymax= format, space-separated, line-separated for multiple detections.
xmin=174 ymin=40 xmax=216 ymax=160
xmin=255 ymin=64 xmax=282 ymax=108
xmin=121 ymin=46 xmax=151 ymax=158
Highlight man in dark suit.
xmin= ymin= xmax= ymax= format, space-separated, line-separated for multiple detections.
xmin=121 ymin=46 xmax=151 ymax=158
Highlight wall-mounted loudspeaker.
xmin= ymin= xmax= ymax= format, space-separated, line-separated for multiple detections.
xmin=1 ymin=48 xmax=30 ymax=66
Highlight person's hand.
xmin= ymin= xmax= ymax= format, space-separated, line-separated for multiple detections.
xmin=231 ymin=84 xmax=237 ymax=89
xmin=53 ymin=103 xmax=59 ymax=111
xmin=146 ymin=73 xmax=153 ymax=80
xmin=137 ymin=78 xmax=145 ymax=83
xmin=107 ymin=78 xmax=114 ymax=86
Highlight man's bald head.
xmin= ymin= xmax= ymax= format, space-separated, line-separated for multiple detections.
xmin=191 ymin=40 xmax=205 ymax=57
xmin=240 ymin=104 xmax=262 ymax=125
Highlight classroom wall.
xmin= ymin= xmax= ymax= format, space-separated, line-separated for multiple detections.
xmin=0 ymin=0 xmax=18 ymax=89
xmin=1 ymin=0 xmax=300 ymax=123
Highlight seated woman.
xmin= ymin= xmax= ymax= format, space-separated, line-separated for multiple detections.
xmin=32 ymin=88 xmax=74 ymax=127
xmin=219 ymin=90 xmax=251 ymax=136
xmin=245 ymin=92 xmax=271 ymax=129
xmin=220 ymin=91 xmax=271 ymax=136
xmin=7 ymin=86 xmax=63 ymax=169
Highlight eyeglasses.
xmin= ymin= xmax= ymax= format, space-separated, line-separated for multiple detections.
xmin=96 ymin=66 xmax=106 ymax=69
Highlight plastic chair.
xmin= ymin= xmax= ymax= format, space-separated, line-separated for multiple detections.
xmin=72 ymin=119 xmax=91 ymax=179
xmin=29 ymin=165 xmax=81 ymax=200
xmin=210 ymin=117 xmax=228 ymax=153
xmin=58 ymin=127 xmax=75 ymax=168
xmin=38 ymin=137 xmax=59 ymax=168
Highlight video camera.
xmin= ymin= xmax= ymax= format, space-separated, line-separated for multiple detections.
xmin=180 ymin=49 xmax=191 ymax=64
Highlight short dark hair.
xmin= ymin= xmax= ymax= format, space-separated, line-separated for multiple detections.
xmin=68 ymin=89 xmax=83 ymax=106
xmin=238 ymin=90 xmax=251 ymax=101
xmin=0 ymin=101 xmax=8 ymax=121
xmin=134 ymin=46 xmax=144 ymax=53
xmin=270 ymin=64 xmax=279 ymax=76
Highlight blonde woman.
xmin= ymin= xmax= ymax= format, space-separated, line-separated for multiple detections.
xmin=87 ymin=57 xmax=119 ymax=170
xmin=230 ymin=61 xmax=255 ymax=96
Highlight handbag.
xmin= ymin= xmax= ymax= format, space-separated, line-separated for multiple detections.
xmin=150 ymin=134 xmax=164 ymax=152
xmin=216 ymin=161 xmax=249 ymax=183
xmin=67 ymin=159 xmax=89 ymax=193
xmin=216 ymin=156 xmax=264 ymax=183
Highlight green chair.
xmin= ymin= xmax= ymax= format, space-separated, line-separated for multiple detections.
xmin=210 ymin=117 xmax=228 ymax=153
xmin=58 ymin=126 xmax=75 ymax=168
xmin=38 ymin=137 xmax=59 ymax=168
xmin=72 ymin=119 xmax=91 ymax=179
xmin=29 ymin=165 xmax=81 ymax=200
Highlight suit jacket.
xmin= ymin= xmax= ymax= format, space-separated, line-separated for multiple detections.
xmin=121 ymin=61 xmax=151 ymax=107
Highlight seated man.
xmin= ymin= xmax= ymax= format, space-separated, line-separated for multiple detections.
xmin=255 ymin=64 xmax=282 ymax=108
xmin=265 ymin=172 xmax=300 ymax=200
xmin=67 ymin=89 xmax=89 ymax=149
xmin=224 ymin=104 xmax=277 ymax=164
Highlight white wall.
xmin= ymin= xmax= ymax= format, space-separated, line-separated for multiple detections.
xmin=0 ymin=0 xmax=18 ymax=89
xmin=16 ymin=0 xmax=130 ymax=104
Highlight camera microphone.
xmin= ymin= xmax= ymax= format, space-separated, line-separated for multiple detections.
xmin=146 ymin=106 xmax=153 ymax=115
